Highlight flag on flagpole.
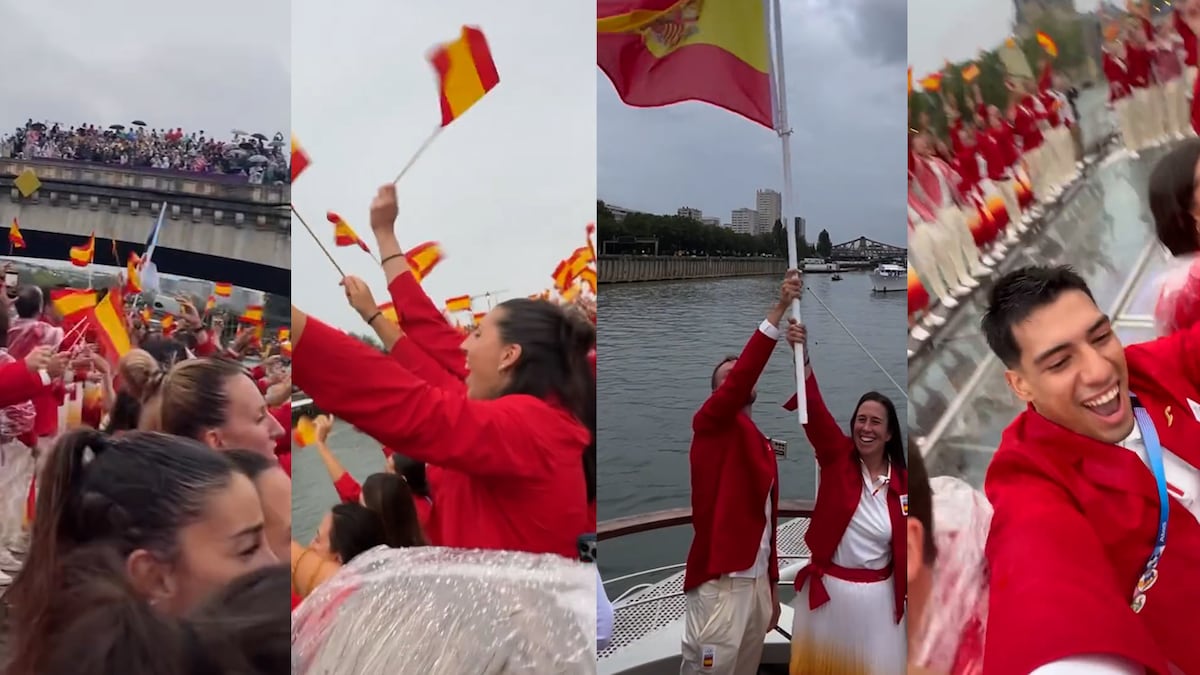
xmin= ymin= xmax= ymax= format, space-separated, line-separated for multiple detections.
xmin=429 ymin=26 xmax=500 ymax=127
xmin=8 ymin=218 xmax=25 ymax=250
xmin=92 ymin=287 xmax=131 ymax=368
xmin=69 ymin=233 xmax=95 ymax=267
xmin=326 ymin=211 xmax=371 ymax=253
xmin=598 ymin=0 xmax=774 ymax=129
xmin=124 ymin=252 xmax=142 ymax=294
xmin=140 ymin=202 xmax=167 ymax=292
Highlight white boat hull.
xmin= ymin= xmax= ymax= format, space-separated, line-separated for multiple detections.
xmin=870 ymin=272 xmax=907 ymax=292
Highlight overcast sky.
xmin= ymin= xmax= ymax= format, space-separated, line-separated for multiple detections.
xmin=598 ymin=0 xmax=907 ymax=248
xmin=292 ymin=0 xmax=595 ymax=332
xmin=909 ymin=0 xmax=1094 ymax=78
xmin=0 ymin=0 xmax=288 ymax=139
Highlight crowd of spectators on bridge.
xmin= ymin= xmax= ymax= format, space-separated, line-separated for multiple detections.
xmin=0 ymin=120 xmax=290 ymax=184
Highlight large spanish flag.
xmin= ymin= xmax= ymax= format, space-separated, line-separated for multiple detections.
xmin=291 ymin=135 xmax=311 ymax=182
xmin=50 ymin=288 xmax=97 ymax=321
xmin=8 ymin=218 xmax=24 ymax=250
xmin=405 ymin=241 xmax=444 ymax=283
xmin=326 ymin=211 xmax=371 ymax=253
xmin=69 ymin=233 xmax=95 ymax=267
xmin=598 ymin=0 xmax=773 ymax=129
xmin=429 ymin=26 xmax=500 ymax=127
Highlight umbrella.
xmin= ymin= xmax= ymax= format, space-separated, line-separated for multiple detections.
xmin=239 ymin=142 xmax=257 ymax=151
xmin=231 ymin=129 xmax=248 ymax=137
xmin=109 ymin=124 xmax=124 ymax=130
xmin=225 ymin=148 xmax=249 ymax=159
xmin=29 ymin=123 xmax=45 ymax=131
xmin=248 ymin=154 xmax=269 ymax=164
xmin=251 ymin=132 xmax=268 ymax=140
xmin=131 ymin=120 xmax=146 ymax=126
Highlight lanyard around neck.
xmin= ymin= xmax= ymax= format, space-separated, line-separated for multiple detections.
xmin=1129 ymin=395 xmax=1168 ymax=614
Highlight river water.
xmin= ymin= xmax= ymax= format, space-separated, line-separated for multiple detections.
xmin=596 ymin=271 xmax=908 ymax=585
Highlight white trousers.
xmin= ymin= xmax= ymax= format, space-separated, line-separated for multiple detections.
xmin=681 ymin=575 xmax=773 ymax=675
xmin=909 ymin=222 xmax=957 ymax=303
xmin=936 ymin=206 xmax=982 ymax=278
xmin=1163 ymin=77 xmax=1189 ymax=137
xmin=1115 ymin=97 xmax=1138 ymax=151
xmin=1024 ymin=145 xmax=1046 ymax=201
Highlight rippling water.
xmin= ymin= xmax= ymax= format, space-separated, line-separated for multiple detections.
xmin=597 ymin=272 xmax=908 ymax=582
xmin=292 ymin=422 xmax=391 ymax=543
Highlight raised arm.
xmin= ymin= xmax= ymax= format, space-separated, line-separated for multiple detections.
xmin=0 ymin=348 xmax=58 ymax=408
xmin=694 ymin=272 xmax=800 ymax=431
xmin=310 ymin=415 xmax=362 ymax=504
xmin=292 ymin=314 xmax=589 ymax=479
xmin=781 ymin=321 xmax=852 ymax=466
xmin=983 ymin=461 xmax=1167 ymax=674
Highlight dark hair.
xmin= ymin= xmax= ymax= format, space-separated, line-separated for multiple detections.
xmin=908 ymin=438 xmax=937 ymax=566
xmin=1148 ymin=138 xmax=1200 ymax=255
xmin=710 ymin=355 xmax=738 ymax=391
xmin=391 ymin=455 xmax=429 ymax=498
xmin=6 ymin=430 xmax=239 ymax=675
xmin=328 ymin=502 xmax=385 ymax=564
xmin=852 ymin=392 xmax=906 ymax=470
xmin=139 ymin=335 xmax=190 ymax=369
xmin=981 ymin=265 xmax=1096 ymax=367
xmin=362 ymin=473 xmax=427 ymax=547
xmin=148 ymin=357 xmax=254 ymax=441
xmin=39 ymin=546 xmax=289 ymax=675
xmin=225 ymin=449 xmax=276 ymax=480
xmin=101 ymin=391 xmax=142 ymax=434
xmin=494 ymin=299 xmax=597 ymax=503
xmin=14 ymin=285 xmax=42 ymax=319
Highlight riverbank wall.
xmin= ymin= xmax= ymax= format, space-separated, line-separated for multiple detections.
xmin=599 ymin=255 xmax=786 ymax=284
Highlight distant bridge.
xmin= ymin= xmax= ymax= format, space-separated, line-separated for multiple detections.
xmin=0 ymin=158 xmax=289 ymax=295
xmin=829 ymin=236 xmax=906 ymax=262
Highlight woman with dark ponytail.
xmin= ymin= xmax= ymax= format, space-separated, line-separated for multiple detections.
xmin=41 ymin=545 xmax=289 ymax=675
xmin=291 ymin=282 xmax=595 ymax=559
xmin=6 ymin=429 xmax=276 ymax=675
xmin=361 ymin=473 xmax=426 ymax=548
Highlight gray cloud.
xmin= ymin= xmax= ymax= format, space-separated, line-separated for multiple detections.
xmin=599 ymin=0 xmax=907 ymax=248
xmin=825 ymin=0 xmax=908 ymax=65
xmin=0 ymin=0 xmax=289 ymax=137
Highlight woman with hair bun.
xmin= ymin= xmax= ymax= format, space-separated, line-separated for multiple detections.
xmin=5 ymin=429 xmax=276 ymax=675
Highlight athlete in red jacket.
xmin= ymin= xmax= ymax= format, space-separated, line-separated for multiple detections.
xmin=680 ymin=271 xmax=798 ymax=675
xmin=981 ymin=265 xmax=1200 ymax=674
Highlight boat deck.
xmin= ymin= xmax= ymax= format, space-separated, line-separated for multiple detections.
xmin=600 ymin=516 xmax=812 ymax=674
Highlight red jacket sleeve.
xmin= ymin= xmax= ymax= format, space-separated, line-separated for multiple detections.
xmin=193 ymin=328 xmax=219 ymax=357
xmin=693 ymin=326 xmax=777 ymax=433
xmin=248 ymin=364 xmax=266 ymax=380
xmin=983 ymin=458 xmax=1167 ymax=674
xmin=783 ymin=373 xmax=851 ymax=466
xmin=293 ymin=317 xmax=589 ymax=479
xmin=389 ymin=338 xmax=466 ymax=394
xmin=388 ymin=272 xmax=468 ymax=380
xmin=0 ymin=362 xmax=47 ymax=407
xmin=332 ymin=472 xmax=362 ymax=504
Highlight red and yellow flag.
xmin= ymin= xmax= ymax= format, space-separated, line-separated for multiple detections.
xmin=280 ymin=341 xmax=293 ymax=359
xmin=160 ymin=314 xmax=177 ymax=336
xmin=472 ymin=311 xmax=487 ymax=323
xmin=429 ymin=26 xmax=500 ymax=127
xmin=69 ymin=233 xmax=95 ymax=268
xmin=278 ymin=327 xmax=290 ymax=342
xmin=204 ymin=295 xmax=216 ymax=313
xmin=962 ymin=63 xmax=981 ymax=82
xmin=50 ymin=288 xmax=97 ymax=320
xmin=445 ymin=295 xmax=472 ymax=312
xmin=214 ymin=282 xmax=233 ymax=297
xmin=93 ymin=287 xmax=131 ymax=366
xmin=125 ymin=252 xmax=142 ymax=294
xmin=293 ymin=416 xmax=317 ymax=446
xmin=579 ymin=266 xmax=598 ymax=292
xmin=326 ymin=211 xmax=371 ymax=253
xmin=240 ymin=305 xmax=264 ymax=324
xmin=140 ymin=307 xmax=152 ymax=325
xmin=8 ymin=218 xmax=24 ymax=250
xmin=378 ymin=301 xmax=399 ymax=324
xmin=405 ymin=241 xmax=444 ymax=283
xmin=291 ymin=135 xmax=311 ymax=182
xmin=598 ymin=0 xmax=773 ymax=129
xmin=1036 ymin=31 xmax=1058 ymax=58
xmin=919 ymin=73 xmax=942 ymax=92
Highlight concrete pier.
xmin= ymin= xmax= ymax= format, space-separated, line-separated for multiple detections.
xmin=600 ymin=255 xmax=786 ymax=284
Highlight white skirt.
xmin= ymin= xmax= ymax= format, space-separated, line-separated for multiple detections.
xmin=0 ymin=440 xmax=34 ymax=544
xmin=789 ymin=573 xmax=906 ymax=674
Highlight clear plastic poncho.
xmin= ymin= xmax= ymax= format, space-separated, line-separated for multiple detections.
xmin=911 ymin=476 xmax=993 ymax=675
xmin=292 ymin=546 xmax=597 ymax=675
xmin=1153 ymin=254 xmax=1200 ymax=337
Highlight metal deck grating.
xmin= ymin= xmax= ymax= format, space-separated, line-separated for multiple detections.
xmin=600 ymin=516 xmax=813 ymax=661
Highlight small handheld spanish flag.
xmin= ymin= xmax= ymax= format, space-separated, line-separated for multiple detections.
xmin=294 ymin=416 xmax=317 ymax=446
xmin=378 ymin=301 xmax=399 ymax=324
xmin=405 ymin=241 xmax=444 ymax=283
xmin=445 ymin=295 xmax=472 ymax=313
xmin=429 ymin=26 xmax=500 ymax=127
xmin=291 ymin=135 xmax=311 ymax=182
xmin=8 ymin=218 xmax=25 ymax=250
xmin=1035 ymin=31 xmax=1058 ymax=58
xmin=326 ymin=211 xmax=371 ymax=254
xmin=69 ymin=233 xmax=95 ymax=268
xmin=214 ymin=282 xmax=233 ymax=297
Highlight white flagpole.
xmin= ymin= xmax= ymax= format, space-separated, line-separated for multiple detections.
xmin=767 ymin=0 xmax=807 ymax=425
